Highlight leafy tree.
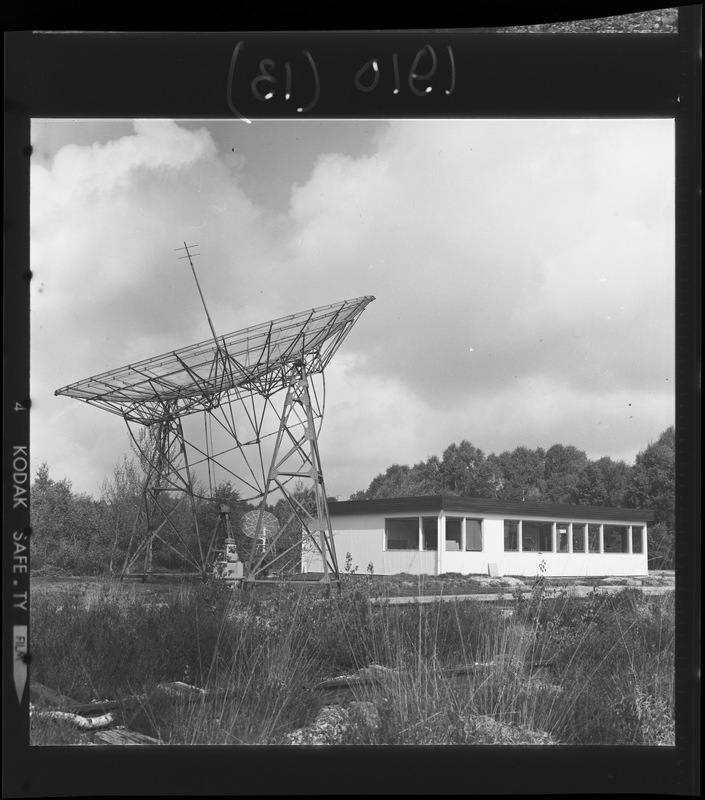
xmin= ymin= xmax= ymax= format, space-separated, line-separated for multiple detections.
xmin=543 ymin=444 xmax=589 ymax=503
xmin=480 ymin=453 xmax=506 ymax=498
xmin=494 ymin=446 xmax=546 ymax=501
xmin=440 ymin=441 xmax=489 ymax=496
xmin=30 ymin=462 xmax=106 ymax=573
xmin=408 ymin=455 xmax=444 ymax=495
xmin=625 ymin=427 xmax=675 ymax=523
xmin=642 ymin=522 xmax=674 ymax=571
xmin=99 ymin=455 xmax=145 ymax=575
xmin=351 ymin=463 xmax=422 ymax=500
xmin=353 ymin=445 xmax=498 ymax=500
xmin=99 ymin=448 xmax=228 ymax=576
xmin=573 ymin=456 xmax=631 ymax=508
xmin=624 ymin=427 xmax=675 ymax=569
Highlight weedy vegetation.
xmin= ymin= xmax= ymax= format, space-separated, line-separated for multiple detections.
xmin=30 ymin=572 xmax=675 ymax=746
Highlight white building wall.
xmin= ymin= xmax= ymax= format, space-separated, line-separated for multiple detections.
xmin=303 ymin=511 xmax=648 ymax=577
xmin=306 ymin=514 xmax=437 ymax=575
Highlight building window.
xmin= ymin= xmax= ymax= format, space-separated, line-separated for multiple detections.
xmin=422 ymin=517 xmax=438 ymax=551
xmin=504 ymin=520 xmax=519 ymax=551
xmin=604 ymin=525 xmax=629 ymax=553
xmin=588 ymin=524 xmax=601 ymax=553
xmin=445 ymin=518 xmax=462 ymax=551
xmin=465 ymin=519 xmax=483 ymax=551
xmin=557 ymin=524 xmax=569 ymax=553
xmin=631 ymin=526 xmax=644 ymax=554
xmin=572 ymin=523 xmax=586 ymax=552
xmin=522 ymin=521 xmax=553 ymax=552
xmin=385 ymin=518 xmax=419 ymax=550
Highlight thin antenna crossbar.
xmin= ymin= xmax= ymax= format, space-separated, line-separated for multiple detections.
xmin=175 ymin=242 xmax=221 ymax=346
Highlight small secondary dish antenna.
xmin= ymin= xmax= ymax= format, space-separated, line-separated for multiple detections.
xmin=55 ymin=243 xmax=374 ymax=586
xmin=242 ymin=510 xmax=280 ymax=539
xmin=241 ymin=510 xmax=280 ymax=556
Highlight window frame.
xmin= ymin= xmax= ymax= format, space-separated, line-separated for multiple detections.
xmin=504 ymin=519 xmax=519 ymax=552
xmin=422 ymin=517 xmax=438 ymax=551
xmin=588 ymin=524 xmax=601 ymax=553
xmin=522 ymin=520 xmax=554 ymax=553
xmin=603 ymin=524 xmax=630 ymax=554
xmin=465 ymin=518 xmax=483 ymax=552
xmin=631 ymin=525 xmax=644 ymax=554
xmin=384 ymin=517 xmax=421 ymax=551
xmin=445 ymin=517 xmax=463 ymax=551
xmin=572 ymin=523 xmax=587 ymax=553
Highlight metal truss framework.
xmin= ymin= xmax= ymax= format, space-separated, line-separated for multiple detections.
xmin=56 ymin=294 xmax=375 ymax=583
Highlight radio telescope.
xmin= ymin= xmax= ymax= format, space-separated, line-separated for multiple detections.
xmin=55 ymin=244 xmax=374 ymax=585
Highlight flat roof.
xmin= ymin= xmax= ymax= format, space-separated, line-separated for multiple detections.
xmin=328 ymin=495 xmax=654 ymax=523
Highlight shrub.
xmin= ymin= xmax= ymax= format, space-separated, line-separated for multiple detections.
xmin=526 ymin=589 xmax=675 ymax=744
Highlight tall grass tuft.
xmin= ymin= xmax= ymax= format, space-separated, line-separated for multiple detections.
xmin=30 ymin=577 xmax=675 ymax=746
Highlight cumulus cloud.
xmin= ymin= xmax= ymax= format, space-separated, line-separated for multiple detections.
xmin=32 ymin=120 xmax=216 ymax=212
xmin=281 ymin=120 xmax=674 ymax=410
xmin=31 ymin=121 xmax=271 ymax=376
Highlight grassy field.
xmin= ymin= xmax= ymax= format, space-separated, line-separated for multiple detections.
xmin=29 ymin=573 xmax=675 ymax=746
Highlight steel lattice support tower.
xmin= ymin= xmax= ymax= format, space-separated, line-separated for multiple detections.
xmin=55 ymin=264 xmax=374 ymax=584
xmin=244 ymin=361 xmax=339 ymax=583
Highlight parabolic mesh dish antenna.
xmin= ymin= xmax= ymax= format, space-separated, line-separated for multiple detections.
xmin=55 ymin=243 xmax=374 ymax=584
xmin=242 ymin=510 xmax=280 ymax=539
xmin=241 ymin=510 xmax=280 ymax=557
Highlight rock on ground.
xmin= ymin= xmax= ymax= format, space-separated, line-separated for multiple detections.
xmin=284 ymin=702 xmax=380 ymax=745
xmin=464 ymin=714 xmax=556 ymax=745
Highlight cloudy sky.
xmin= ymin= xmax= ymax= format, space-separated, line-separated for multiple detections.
xmin=30 ymin=117 xmax=674 ymax=500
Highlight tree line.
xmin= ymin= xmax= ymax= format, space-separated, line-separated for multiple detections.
xmin=30 ymin=455 xmax=310 ymax=579
xmin=29 ymin=427 xmax=675 ymax=574
xmin=350 ymin=427 xmax=675 ymax=569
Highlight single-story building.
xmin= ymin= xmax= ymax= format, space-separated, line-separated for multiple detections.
xmin=303 ymin=495 xmax=653 ymax=577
